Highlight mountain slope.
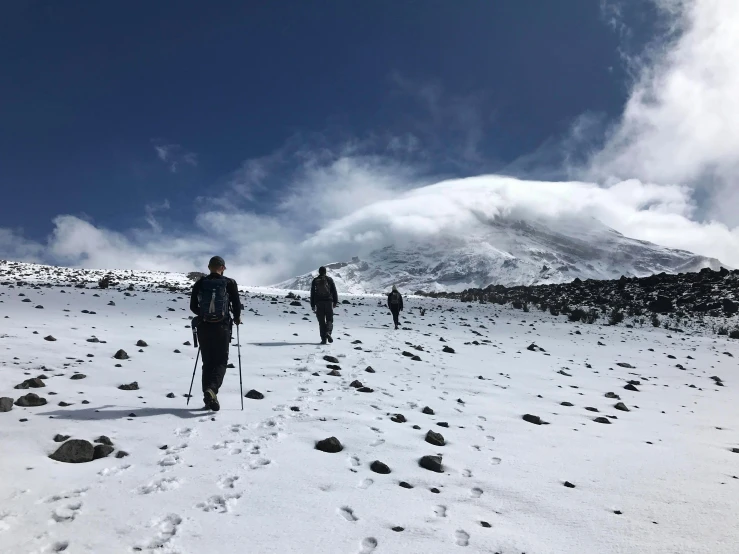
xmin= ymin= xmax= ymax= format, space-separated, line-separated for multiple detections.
xmin=277 ymin=217 xmax=726 ymax=293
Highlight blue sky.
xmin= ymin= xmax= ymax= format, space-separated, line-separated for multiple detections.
xmin=1 ymin=1 xmax=641 ymax=236
xmin=2 ymin=1 xmax=738 ymax=282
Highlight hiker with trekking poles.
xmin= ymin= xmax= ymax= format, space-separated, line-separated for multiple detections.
xmin=188 ymin=256 xmax=243 ymax=411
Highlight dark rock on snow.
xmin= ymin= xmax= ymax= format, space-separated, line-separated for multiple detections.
xmin=113 ymin=349 xmax=129 ymax=360
xmin=425 ymin=430 xmax=446 ymax=447
xmin=315 ymin=437 xmax=343 ymax=453
xmin=370 ymin=460 xmax=391 ymax=474
xmin=0 ymin=397 xmax=13 ymax=412
xmin=15 ymin=393 xmax=47 ymax=407
xmin=419 ymin=455 xmax=444 ymax=473
xmin=93 ymin=444 xmax=115 ymax=460
xmin=118 ymin=382 xmax=139 ymax=391
xmin=49 ymin=440 xmax=95 ymax=463
xmin=14 ymin=378 xmax=45 ymax=389
xmin=245 ymin=390 xmax=264 ymax=400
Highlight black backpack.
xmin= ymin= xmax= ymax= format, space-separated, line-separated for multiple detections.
xmin=198 ymin=278 xmax=230 ymax=323
xmin=390 ymin=291 xmax=401 ymax=305
xmin=315 ymin=276 xmax=332 ymax=300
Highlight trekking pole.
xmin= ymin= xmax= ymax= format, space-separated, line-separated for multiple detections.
xmin=237 ymin=324 xmax=244 ymax=410
xmin=187 ymin=347 xmax=200 ymax=406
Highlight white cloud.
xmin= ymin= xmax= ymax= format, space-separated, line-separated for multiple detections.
xmin=152 ymin=140 xmax=198 ymax=173
xmin=589 ymin=0 xmax=739 ymax=224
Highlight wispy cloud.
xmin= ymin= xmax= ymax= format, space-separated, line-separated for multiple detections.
xmin=152 ymin=140 xmax=198 ymax=173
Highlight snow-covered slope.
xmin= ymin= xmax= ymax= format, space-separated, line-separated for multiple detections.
xmin=1 ymin=263 xmax=739 ymax=554
xmin=276 ymin=217 xmax=725 ymax=294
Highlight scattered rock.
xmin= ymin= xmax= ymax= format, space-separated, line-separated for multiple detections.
xmin=365 ymin=366 xmax=375 ymax=373
xmin=166 ymin=392 xmax=176 ymax=398
xmin=357 ymin=387 xmax=374 ymax=393
xmin=391 ymin=414 xmax=407 ymax=423
xmin=323 ymin=355 xmax=339 ymax=364
xmin=70 ymin=374 xmax=86 ymax=380
xmin=443 ymin=346 xmax=456 ymax=354
xmin=392 ymin=526 xmax=404 ymax=532
xmin=115 ymin=451 xmax=129 ymax=459
xmin=118 ymin=382 xmax=139 ymax=391
xmin=14 ymin=378 xmax=45 ymax=389
xmin=93 ymin=445 xmax=115 ymax=460
xmin=605 ymin=392 xmax=620 ymax=399
xmin=15 ymin=393 xmax=47 ymax=407
xmin=245 ymin=390 xmax=264 ymax=400
xmin=349 ymin=380 xmax=363 ymax=388
xmin=370 ymin=460 xmax=391 ymax=474
xmin=315 ymin=437 xmax=343 ymax=453
xmin=136 ymin=340 xmax=148 ymax=347
xmin=0 ymin=397 xmax=14 ymax=412
xmin=44 ymin=335 xmax=57 ymax=342
xmin=419 ymin=455 xmax=444 ymax=473
xmin=480 ymin=521 xmax=492 ymax=528
xmin=95 ymin=436 xmax=113 ymax=446
xmin=616 ymin=362 xmax=634 ymax=368
xmin=564 ymin=481 xmax=576 ymax=488
xmin=585 ymin=407 xmax=599 ymax=412
xmin=399 ymin=481 xmax=413 ymax=489
xmin=560 ymin=402 xmax=574 ymax=407
xmin=522 ymin=414 xmax=543 ymax=425
xmin=614 ymin=402 xmax=630 ymax=412
xmin=49 ymin=440 xmax=94 ymax=463
xmin=53 ymin=434 xmax=70 ymax=443
xmin=425 ymin=430 xmax=445 ymax=447
xmin=114 ymin=349 xmax=129 ymax=360
xmin=594 ymin=417 xmax=612 ymax=424
xmin=624 ymin=384 xmax=639 ymax=392
xmin=422 ymin=406 xmax=435 ymax=415
xmin=327 ymin=369 xmax=341 ymax=377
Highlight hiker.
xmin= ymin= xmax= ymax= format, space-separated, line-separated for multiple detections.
xmin=387 ymin=285 xmax=404 ymax=329
xmin=310 ymin=266 xmax=338 ymax=344
xmin=190 ymin=256 xmax=241 ymax=411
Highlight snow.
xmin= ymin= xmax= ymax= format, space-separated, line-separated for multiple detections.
xmin=1 ymin=263 xmax=739 ymax=554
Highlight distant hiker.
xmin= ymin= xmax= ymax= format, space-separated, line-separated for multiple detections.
xmin=190 ymin=256 xmax=241 ymax=411
xmin=310 ymin=266 xmax=339 ymax=344
xmin=387 ymin=285 xmax=404 ymax=329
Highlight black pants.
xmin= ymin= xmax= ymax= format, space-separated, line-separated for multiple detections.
xmin=198 ymin=321 xmax=231 ymax=394
xmin=315 ymin=301 xmax=334 ymax=339
xmin=390 ymin=306 xmax=401 ymax=327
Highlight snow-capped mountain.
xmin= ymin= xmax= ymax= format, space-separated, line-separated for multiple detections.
xmin=276 ymin=216 xmax=726 ymax=294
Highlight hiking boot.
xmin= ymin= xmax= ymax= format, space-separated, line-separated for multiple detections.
xmin=204 ymin=389 xmax=220 ymax=412
xmin=327 ymin=335 xmax=333 ymax=343
xmin=320 ymin=339 xmax=327 ymax=345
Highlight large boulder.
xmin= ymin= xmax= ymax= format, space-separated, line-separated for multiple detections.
xmin=15 ymin=393 xmax=47 ymax=407
xmin=315 ymin=437 xmax=343 ymax=453
xmin=0 ymin=397 xmax=14 ymax=412
xmin=49 ymin=440 xmax=95 ymax=463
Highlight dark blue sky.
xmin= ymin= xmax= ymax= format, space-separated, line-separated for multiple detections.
xmin=0 ymin=1 xmax=654 ymax=241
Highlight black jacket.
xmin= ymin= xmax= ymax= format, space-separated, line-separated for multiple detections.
xmin=310 ymin=275 xmax=338 ymax=309
xmin=190 ymin=273 xmax=242 ymax=322
xmin=387 ymin=291 xmax=404 ymax=310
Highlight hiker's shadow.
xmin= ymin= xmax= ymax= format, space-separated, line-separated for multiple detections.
xmin=40 ymin=405 xmax=204 ymax=421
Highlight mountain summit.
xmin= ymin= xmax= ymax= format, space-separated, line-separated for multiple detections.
xmin=276 ymin=216 xmax=726 ymax=293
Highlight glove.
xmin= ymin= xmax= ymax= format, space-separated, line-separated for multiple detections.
xmin=312 ymin=306 xmax=317 ymax=313
xmin=234 ymin=317 xmax=242 ymax=325
xmin=333 ymin=303 xmax=339 ymax=309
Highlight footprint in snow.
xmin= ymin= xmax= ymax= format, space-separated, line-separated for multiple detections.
xmin=136 ymin=477 xmax=181 ymax=495
xmin=196 ymin=493 xmax=242 ymax=513
xmin=51 ymin=541 xmax=70 ymax=552
xmin=358 ymin=478 xmax=374 ymax=490
xmin=348 ymin=455 xmax=361 ymax=467
xmin=43 ymin=488 xmax=89 ymax=504
xmin=247 ymin=458 xmax=271 ymax=470
xmin=434 ymin=505 xmax=447 ymax=518
xmin=491 ymin=457 xmax=502 ymax=465
xmin=217 ymin=476 xmax=239 ymax=489
xmin=51 ymin=502 xmax=82 ymax=523
xmin=455 ymin=529 xmax=470 ymax=546
xmin=145 ymin=513 xmax=182 ymax=549
xmin=463 ymin=469 xmax=473 ymax=477
xmin=370 ymin=438 xmax=385 ymax=447
xmin=339 ymin=506 xmax=358 ymax=522
xmin=359 ymin=537 xmax=378 ymax=553
xmin=174 ymin=427 xmax=194 ymax=437
xmin=470 ymin=488 xmax=483 ymax=498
